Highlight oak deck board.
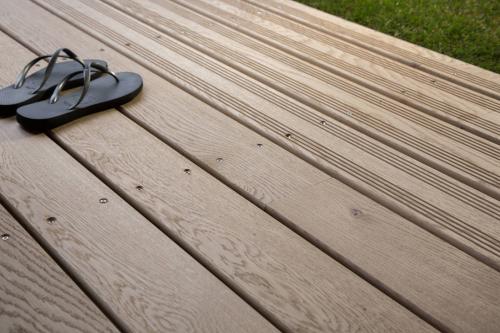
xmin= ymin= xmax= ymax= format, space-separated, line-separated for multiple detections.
xmin=175 ymin=0 xmax=500 ymax=145
xmin=29 ymin=0 xmax=500 ymax=270
xmin=246 ymin=0 xmax=500 ymax=98
xmin=2 ymin=1 xmax=500 ymax=332
xmin=0 ymin=33 xmax=277 ymax=333
xmin=0 ymin=7 xmax=438 ymax=333
xmin=0 ymin=204 xmax=119 ymax=333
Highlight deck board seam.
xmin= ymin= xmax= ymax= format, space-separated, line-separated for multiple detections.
xmin=0 ymin=171 xmax=129 ymax=333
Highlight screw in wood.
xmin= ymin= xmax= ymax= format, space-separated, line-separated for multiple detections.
xmin=46 ymin=217 xmax=57 ymax=224
xmin=99 ymin=198 xmax=109 ymax=204
xmin=351 ymin=209 xmax=362 ymax=217
xmin=184 ymin=168 xmax=192 ymax=175
xmin=1 ymin=234 xmax=10 ymax=241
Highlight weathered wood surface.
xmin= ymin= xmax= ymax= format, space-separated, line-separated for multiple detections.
xmin=246 ymin=0 xmax=500 ymax=99
xmin=173 ymin=0 xmax=500 ymax=144
xmin=0 ymin=11 xmax=436 ymax=333
xmin=26 ymin=0 xmax=500 ymax=270
xmin=0 ymin=204 xmax=119 ymax=333
xmin=0 ymin=32 xmax=277 ymax=333
xmin=0 ymin=0 xmax=499 ymax=331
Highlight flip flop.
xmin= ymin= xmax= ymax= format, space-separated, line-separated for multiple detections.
xmin=0 ymin=48 xmax=107 ymax=116
xmin=17 ymin=62 xmax=143 ymax=132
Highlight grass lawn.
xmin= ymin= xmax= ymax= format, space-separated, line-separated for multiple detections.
xmin=295 ymin=0 xmax=499 ymax=73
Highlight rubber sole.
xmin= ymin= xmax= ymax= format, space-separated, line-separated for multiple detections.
xmin=17 ymin=72 xmax=143 ymax=132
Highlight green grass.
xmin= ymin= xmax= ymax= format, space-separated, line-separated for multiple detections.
xmin=295 ymin=0 xmax=500 ymax=73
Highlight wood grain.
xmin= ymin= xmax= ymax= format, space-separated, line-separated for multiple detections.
xmin=0 ymin=23 xmax=435 ymax=333
xmin=0 ymin=204 xmax=119 ymax=333
xmin=2 ymin=1 xmax=499 ymax=332
xmin=245 ymin=0 xmax=500 ymax=99
xmin=174 ymin=0 xmax=500 ymax=145
xmin=0 ymin=33 xmax=276 ymax=333
xmin=25 ymin=0 xmax=500 ymax=270
xmin=103 ymin=0 xmax=500 ymax=177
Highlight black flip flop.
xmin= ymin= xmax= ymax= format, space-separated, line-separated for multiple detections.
xmin=0 ymin=48 xmax=107 ymax=116
xmin=17 ymin=62 xmax=143 ymax=132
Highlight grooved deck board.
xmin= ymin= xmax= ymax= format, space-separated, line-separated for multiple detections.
xmin=102 ymin=0 xmax=500 ymax=184
xmin=1 ymin=0 xmax=499 ymax=331
xmin=26 ymin=0 xmax=500 ymax=270
xmin=0 ymin=17 xmax=437 ymax=333
xmin=246 ymin=0 xmax=500 ymax=99
xmin=173 ymin=0 xmax=500 ymax=144
xmin=0 ymin=204 xmax=119 ymax=333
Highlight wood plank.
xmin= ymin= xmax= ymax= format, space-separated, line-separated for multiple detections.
xmin=0 ymin=23 xmax=435 ymax=333
xmin=0 ymin=127 xmax=275 ymax=333
xmin=174 ymin=0 xmax=500 ymax=145
xmin=0 ymin=204 xmax=119 ymax=333
xmin=245 ymin=0 xmax=500 ymax=99
xmin=0 ymin=34 xmax=276 ymax=333
xmin=95 ymin=0 xmax=500 ymax=199
xmin=28 ymin=0 xmax=500 ymax=270
xmin=4 ymin=1 xmax=500 ymax=332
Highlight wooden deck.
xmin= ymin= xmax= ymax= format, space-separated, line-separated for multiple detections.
xmin=0 ymin=0 xmax=499 ymax=332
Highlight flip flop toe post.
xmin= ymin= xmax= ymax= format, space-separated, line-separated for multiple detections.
xmin=17 ymin=63 xmax=143 ymax=132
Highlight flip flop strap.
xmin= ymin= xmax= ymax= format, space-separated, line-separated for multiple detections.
xmin=14 ymin=48 xmax=84 ymax=92
xmin=49 ymin=62 xmax=119 ymax=110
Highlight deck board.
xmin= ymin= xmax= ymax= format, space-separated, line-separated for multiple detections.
xmin=103 ymin=0 xmax=500 ymax=197
xmin=0 ymin=32 xmax=277 ymax=333
xmin=0 ymin=204 xmax=119 ymax=333
xmin=2 ymin=2 xmax=498 ymax=331
xmin=0 ymin=0 xmax=499 ymax=331
xmin=30 ymin=0 xmax=500 ymax=269
xmin=248 ymin=0 xmax=500 ymax=98
xmin=0 ymin=7 xmax=438 ymax=331
xmin=175 ymin=0 xmax=499 ymax=144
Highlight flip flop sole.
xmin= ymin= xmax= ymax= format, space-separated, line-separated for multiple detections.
xmin=0 ymin=59 xmax=107 ymax=116
xmin=17 ymin=72 xmax=143 ymax=132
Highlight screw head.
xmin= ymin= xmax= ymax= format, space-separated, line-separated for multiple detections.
xmin=1 ymin=234 xmax=10 ymax=241
xmin=216 ymin=157 xmax=223 ymax=163
xmin=351 ymin=209 xmax=362 ymax=217
xmin=320 ymin=120 xmax=326 ymax=125
xmin=285 ymin=133 xmax=292 ymax=138
xmin=184 ymin=168 xmax=192 ymax=175
xmin=136 ymin=185 xmax=144 ymax=191
xmin=99 ymin=198 xmax=108 ymax=204
xmin=256 ymin=143 xmax=263 ymax=148
xmin=46 ymin=217 xmax=57 ymax=224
